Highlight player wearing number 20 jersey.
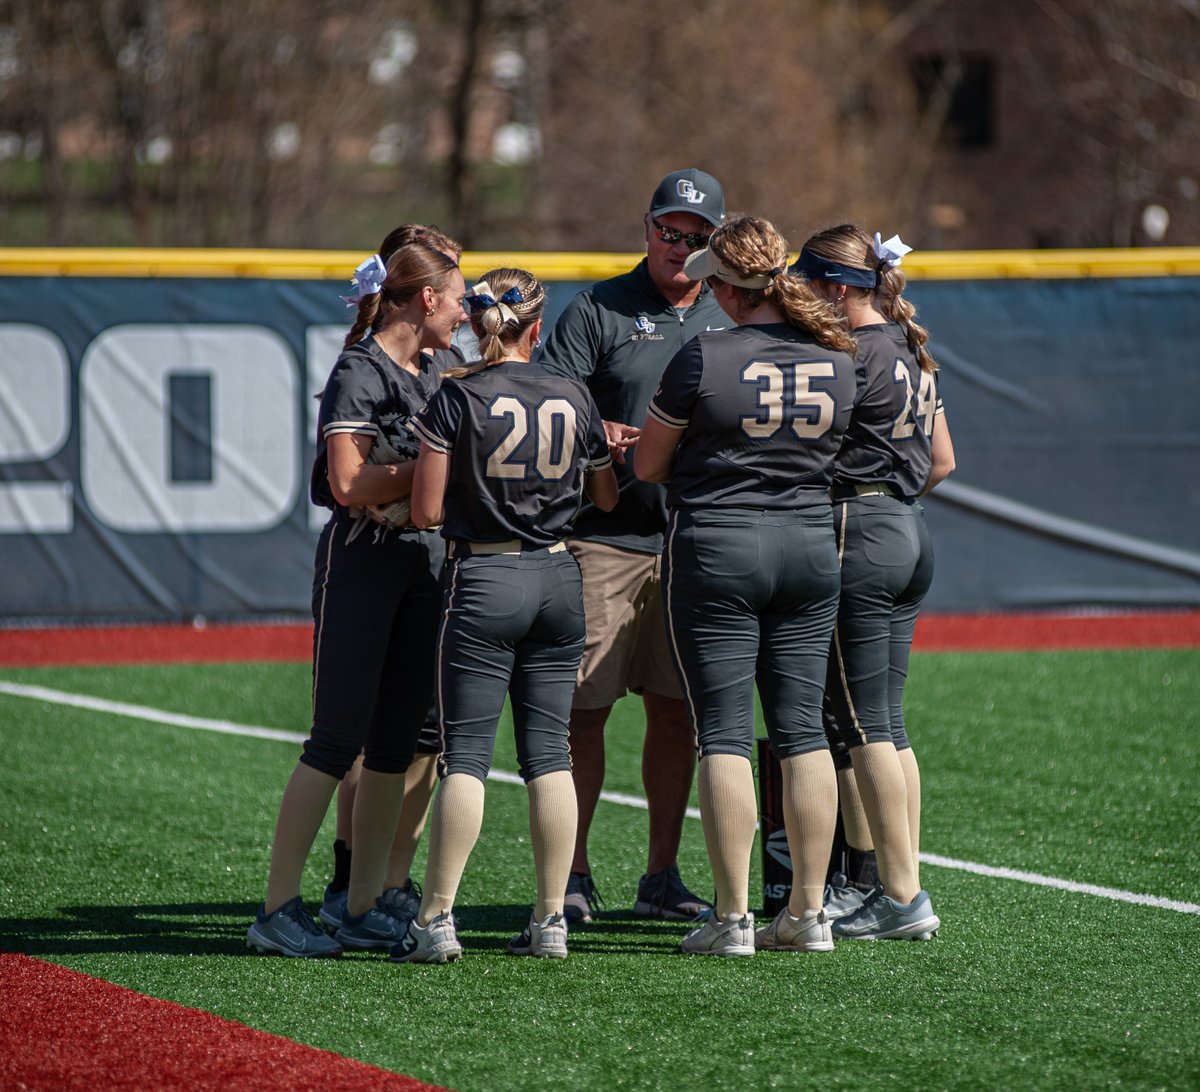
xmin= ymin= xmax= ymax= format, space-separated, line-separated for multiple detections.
xmin=635 ymin=215 xmax=859 ymax=956
xmin=413 ymin=361 xmax=610 ymax=548
xmin=398 ymin=269 xmax=617 ymax=963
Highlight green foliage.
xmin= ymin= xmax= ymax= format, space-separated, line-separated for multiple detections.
xmin=1 ymin=650 xmax=1198 ymax=1090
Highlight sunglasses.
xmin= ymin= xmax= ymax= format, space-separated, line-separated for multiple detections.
xmin=652 ymin=218 xmax=711 ymax=252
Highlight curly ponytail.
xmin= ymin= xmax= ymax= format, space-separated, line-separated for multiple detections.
xmin=703 ymin=214 xmax=856 ymax=355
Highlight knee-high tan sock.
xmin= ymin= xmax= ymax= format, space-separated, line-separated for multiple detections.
xmin=897 ymin=745 xmax=923 ymax=889
xmin=417 ymin=773 xmax=485 ymax=925
xmin=385 ymin=752 xmax=440 ymax=889
xmin=264 ymin=763 xmax=339 ymax=914
xmin=850 ymin=742 xmax=918 ymax=904
xmin=527 ymin=770 xmax=578 ymax=920
xmin=780 ymin=750 xmax=838 ymax=915
xmin=837 ymin=767 xmax=873 ymax=851
xmin=697 ymin=754 xmax=756 ymax=919
xmin=346 ymin=768 xmax=406 ymax=917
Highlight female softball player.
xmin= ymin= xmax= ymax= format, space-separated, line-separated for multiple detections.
xmin=321 ymin=224 xmax=466 ymax=934
xmin=634 ymin=214 xmax=858 ymax=957
xmin=247 ymin=241 xmax=467 ymax=958
xmin=793 ymin=223 xmax=956 ymax=941
xmin=391 ymin=268 xmax=618 ymax=963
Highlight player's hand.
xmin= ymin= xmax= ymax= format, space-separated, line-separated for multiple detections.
xmin=604 ymin=420 xmax=640 ymax=464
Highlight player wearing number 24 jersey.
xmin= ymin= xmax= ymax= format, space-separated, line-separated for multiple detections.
xmin=793 ymin=223 xmax=955 ymax=942
xmin=395 ymin=268 xmax=617 ymax=964
xmin=636 ymin=214 xmax=858 ymax=957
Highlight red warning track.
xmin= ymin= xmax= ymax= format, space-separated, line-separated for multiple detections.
xmin=0 ymin=612 xmax=1197 ymax=667
xmin=0 ymin=953 xmax=446 ymax=1091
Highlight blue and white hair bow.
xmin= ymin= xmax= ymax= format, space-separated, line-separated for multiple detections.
xmin=341 ymin=253 xmax=388 ymax=308
xmin=872 ymin=233 xmax=913 ymax=269
xmin=466 ymin=281 xmax=524 ymax=324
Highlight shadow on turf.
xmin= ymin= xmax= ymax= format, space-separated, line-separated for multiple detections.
xmin=0 ymin=902 xmax=685 ymax=957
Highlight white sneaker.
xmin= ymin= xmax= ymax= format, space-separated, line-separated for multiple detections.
xmin=389 ymin=911 xmax=462 ymax=964
xmin=755 ymin=907 xmax=834 ymax=952
xmin=680 ymin=910 xmax=755 ymax=957
xmin=508 ymin=911 xmax=569 ymax=958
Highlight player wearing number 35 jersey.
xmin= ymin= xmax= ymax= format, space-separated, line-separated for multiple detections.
xmin=635 ymin=214 xmax=858 ymax=958
xmin=392 ymin=268 xmax=618 ymax=964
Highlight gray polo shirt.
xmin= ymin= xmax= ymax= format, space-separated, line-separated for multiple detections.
xmin=536 ymin=259 xmax=726 ymax=553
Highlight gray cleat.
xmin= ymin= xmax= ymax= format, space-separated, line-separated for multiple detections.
xmin=832 ymin=889 xmax=941 ymax=941
xmin=247 ymin=896 xmax=343 ymax=958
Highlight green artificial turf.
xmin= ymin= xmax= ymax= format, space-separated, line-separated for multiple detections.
xmin=1 ymin=650 xmax=1198 ymax=1090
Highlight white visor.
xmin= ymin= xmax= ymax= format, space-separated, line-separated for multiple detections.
xmin=683 ymin=246 xmax=774 ymax=289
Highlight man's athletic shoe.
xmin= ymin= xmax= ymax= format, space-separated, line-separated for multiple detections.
xmin=334 ymin=899 xmax=411 ymax=950
xmin=823 ymin=871 xmax=869 ymax=921
xmin=380 ymin=880 xmax=422 ymax=922
xmin=507 ymin=912 xmax=569 ymax=958
xmin=633 ymin=866 xmax=712 ymax=920
xmin=389 ymin=912 xmax=463 ymax=964
xmin=247 ymin=897 xmax=343 ymax=958
xmin=832 ymin=889 xmax=940 ymax=941
xmin=680 ymin=910 xmax=755 ymax=957
xmin=319 ymin=884 xmax=349 ymax=931
xmin=564 ymin=872 xmax=604 ymax=924
xmin=755 ymin=907 xmax=834 ymax=952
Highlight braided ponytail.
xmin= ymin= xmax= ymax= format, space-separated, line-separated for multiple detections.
xmin=464 ymin=268 xmax=546 ymax=365
xmin=878 ymin=266 xmax=937 ymax=373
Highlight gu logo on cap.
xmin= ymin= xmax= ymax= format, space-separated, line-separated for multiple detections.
xmin=678 ymin=179 xmax=706 ymax=204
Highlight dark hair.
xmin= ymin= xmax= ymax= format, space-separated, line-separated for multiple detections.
xmin=343 ymin=242 xmax=460 ymax=349
xmin=378 ymin=223 xmax=463 ymax=263
xmin=800 ymin=224 xmax=937 ymax=372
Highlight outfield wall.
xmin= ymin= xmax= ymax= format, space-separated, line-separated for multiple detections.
xmin=1 ymin=247 xmax=1198 ymax=624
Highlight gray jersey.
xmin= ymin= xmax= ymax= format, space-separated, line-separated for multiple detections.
xmin=833 ymin=322 xmax=940 ymax=498
xmin=311 ymin=335 xmax=444 ymax=510
xmin=648 ymin=323 xmax=857 ymax=509
xmin=412 ymin=361 xmax=611 ymax=548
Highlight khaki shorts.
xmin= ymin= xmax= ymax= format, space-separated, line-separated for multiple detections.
xmin=568 ymin=538 xmax=683 ymax=709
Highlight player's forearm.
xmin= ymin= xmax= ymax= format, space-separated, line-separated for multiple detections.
xmin=329 ymin=461 xmax=416 ymax=508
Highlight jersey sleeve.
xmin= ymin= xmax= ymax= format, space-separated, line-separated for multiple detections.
xmin=536 ymin=290 xmax=604 ymax=381
xmin=581 ymin=390 xmax=613 ymax=472
xmin=319 ymin=354 xmax=385 ymax=441
xmin=411 ymin=382 xmax=464 ymax=456
xmin=646 ymin=337 xmax=705 ymax=430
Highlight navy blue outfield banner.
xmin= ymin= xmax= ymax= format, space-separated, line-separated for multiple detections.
xmin=0 ymin=251 xmax=1197 ymax=623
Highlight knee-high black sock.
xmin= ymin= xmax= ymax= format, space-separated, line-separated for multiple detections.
xmin=330 ymin=838 xmax=352 ymax=893
xmin=846 ymin=846 xmax=879 ymax=893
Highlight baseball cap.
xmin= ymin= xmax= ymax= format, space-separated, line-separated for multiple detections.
xmin=649 ymin=169 xmax=725 ymax=227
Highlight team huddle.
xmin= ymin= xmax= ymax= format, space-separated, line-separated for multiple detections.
xmin=246 ymin=168 xmax=955 ymax=962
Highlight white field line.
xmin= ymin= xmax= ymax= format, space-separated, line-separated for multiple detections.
xmin=4 ymin=680 xmax=1198 ymax=917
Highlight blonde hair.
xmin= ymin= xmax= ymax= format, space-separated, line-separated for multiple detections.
xmin=800 ymin=224 xmax=937 ymax=372
xmin=706 ymin=215 xmax=855 ymax=355
xmin=343 ymin=242 xmax=460 ymax=349
xmin=462 ymin=267 xmax=546 ymax=367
